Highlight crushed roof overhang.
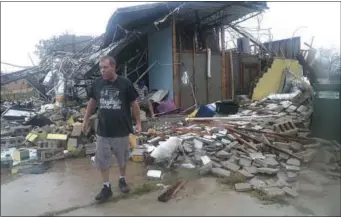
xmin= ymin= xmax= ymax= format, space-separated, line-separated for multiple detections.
xmin=103 ymin=1 xmax=268 ymax=48
xmin=1 ymin=67 xmax=43 ymax=85
xmin=1 ymin=2 xmax=268 ymax=84
xmin=65 ymin=2 xmax=268 ymax=79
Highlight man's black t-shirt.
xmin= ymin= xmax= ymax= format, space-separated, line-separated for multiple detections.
xmin=88 ymin=76 xmax=138 ymax=138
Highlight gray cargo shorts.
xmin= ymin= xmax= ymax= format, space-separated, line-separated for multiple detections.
xmin=95 ymin=135 xmax=130 ymax=170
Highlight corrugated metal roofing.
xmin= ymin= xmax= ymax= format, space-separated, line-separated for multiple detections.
xmin=103 ymin=1 xmax=268 ymax=48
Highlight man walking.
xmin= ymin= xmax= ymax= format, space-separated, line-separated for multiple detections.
xmin=82 ymin=56 xmax=142 ymax=201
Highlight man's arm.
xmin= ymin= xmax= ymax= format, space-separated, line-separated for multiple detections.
xmin=84 ymin=98 xmax=97 ymax=121
xmin=82 ymin=98 xmax=96 ymax=133
xmin=82 ymin=81 xmax=97 ymax=132
xmin=131 ymin=100 xmax=141 ymax=125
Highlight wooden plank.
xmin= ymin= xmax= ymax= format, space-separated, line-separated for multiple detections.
xmin=172 ymin=16 xmax=180 ymax=108
xmin=228 ymin=51 xmax=235 ymax=100
xmin=194 ymin=54 xmax=208 ymax=105
xmin=261 ymin=134 xmax=303 ymax=160
xmin=178 ymin=30 xmax=183 ymax=109
xmin=221 ymin=26 xmax=227 ymax=100
xmin=225 ymin=54 xmax=231 ymax=99
xmin=205 ymin=45 xmax=209 ymax=104
xmin=192 ymin=35 xmax=196 ymax=100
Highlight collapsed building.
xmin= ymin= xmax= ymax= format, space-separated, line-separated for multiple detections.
xmin=2 ymin=2 xmax=268 ymax=108
xmin=1 ymin=2 xmax=341 ymax=205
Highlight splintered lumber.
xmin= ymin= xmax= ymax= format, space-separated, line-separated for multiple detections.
xmin=186 ymin=115 xmax=279 ymax=122
xmin=235 ymin=127 xmax=315 ymax=143
xmin=158 ymin=180 xmax=187 ymax=202
xmin=261 ymin=134 xmax=302 ymax=160
xmin=227 ymin=128 xmax=258 ymax=151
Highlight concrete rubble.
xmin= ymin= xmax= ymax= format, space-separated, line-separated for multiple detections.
xmin=121 ymin=84 xmax=340 ymax=201
xmin=1 ymin=74 xmax=340 ymax=203
xmin=1 ymin=102 xmax=91 ymax=172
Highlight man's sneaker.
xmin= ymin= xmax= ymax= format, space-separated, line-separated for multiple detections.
xmin=119 ymin=178 xmax=130 ymax=193
xmin=95 ymin=185 xmax=113 ymax=201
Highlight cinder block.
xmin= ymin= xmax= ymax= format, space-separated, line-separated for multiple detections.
xmin=297 ymin=105 xmax=307 ymax=113
xmin=249 ymin=177 xmax=266 ymax=189
xmin=13 ymin=148 xmax=30 ymax=161
xmin=254 ymin=158 xmax=268 ymax=167
xmin=283 ymin=186 xmax=299 ymax=197
xmin=12 ymin=125 xmax=32 ymax=136
xmin=262 ymin=187 xmax=285 ymax=197
xmin=256 ymin=167 xmax=279 ymax=175
xmin=286 ymin=165 xmax=300 ymax=172
xmin=235 ymin=183 xmax=252 ymax=192
xmin=212 ymin=168 xmax=231 ymax=178
xmin=238 ymin=157 xmax=252 ymax=167
xmin=38 ymin=149 xmax=64 ymax=161
xmin=212 ymin=161 xmax=222 ymax=168
xmin=264 ymin=157 xmax=279 ymax=168
xmin=237 ymin=169 xmax=254 ymax=179
xmin=71 ymin=125 xmax=82 ymax=137
xmin=286 ymin=171 xmax=298 ymax=182
xmin=244 ymin=166 xmax=257 ymax=174
xmin=286 ymin=105 xmax=297 ymax=113
xmin=290 ymin=142 xmax=303 ymax=151
xmin=1 ymin=136 xmax=25 ymax=149
xmin=273 ymin=121 xmax=298 ymax=136
xmin=216 ymin=150 xmax=232 ymax=159
xmin=221 ymin=161 xmax=240 ymax=172
xmin=67 ymin=138 xmax=78 ymax=152
xmin=286 ymin=158 xmax=300 ymax=167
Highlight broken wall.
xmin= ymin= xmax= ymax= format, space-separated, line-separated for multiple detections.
xmin=1 ymin=78 xmax=41 ymax=100
xmin=225 ymin=52 xmax=261 ymax=98
xmin=263 ymin=37 xmax=301 ymax=59
xmin=177 ymin=52 xmax=222 ymax=109
xmin=148 ymin=27 xmax=173 ymax=99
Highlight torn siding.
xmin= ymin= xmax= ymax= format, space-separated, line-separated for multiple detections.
xmin=263 ymin=37 xmax=301 ymax=59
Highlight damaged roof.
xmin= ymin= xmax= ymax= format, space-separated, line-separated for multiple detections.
xmin=2 ymin=2 xmax=268 ymax=85
xmin=1 ymin=67 xmax=43 ymax=85
xmin=83 ymin=1 xmax=267 ymax=78
xmin=103 ymin=1 xmax=268 ymax=47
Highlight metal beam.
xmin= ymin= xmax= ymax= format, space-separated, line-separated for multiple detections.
xmin=230 ymin=12 xmax=262 ymax=27
xmin=201 ymin=14 xmax=232 ymax=31
xmin=199 ymin=4 xmax=233 ymax=25
xmin=228 ymin=25 xmax=267 ymax=52
xmin=221 ymin=25 xmax=227 ymax=100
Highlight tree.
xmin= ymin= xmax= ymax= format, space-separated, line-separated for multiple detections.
xmin=313 ymin=48 xmax=341 ymax=82
xmin=34 ymin=35 xmax=62 ymax=61
xmin=34 ymin=32 xmax=95 ymax=64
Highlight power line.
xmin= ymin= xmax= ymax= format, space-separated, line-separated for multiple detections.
xmin=1 ymin=61 xmax=33 ymax=69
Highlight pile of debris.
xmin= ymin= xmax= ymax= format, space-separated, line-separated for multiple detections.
xmin=0 ymin=102 xmax=94 ymax=173
xmin=128 ymin=85 xmax=340 ymax=200
xmin=1 ymin=67 xmax=339 ymax=201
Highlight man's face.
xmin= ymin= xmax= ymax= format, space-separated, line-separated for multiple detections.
xmin=100 ymin=59 xmax=115 ymax=80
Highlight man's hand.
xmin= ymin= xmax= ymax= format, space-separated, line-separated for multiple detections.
xmin=135 ymin=123 xmax=142 ymax=134
xmin=82 ymin=119 xmax=89 ymax=134
xmin=131 ymin=100 xmax=142 ymax=134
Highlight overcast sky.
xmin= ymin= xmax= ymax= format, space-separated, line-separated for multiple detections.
xmin=1 ymin=1 xmax=340 ymax=72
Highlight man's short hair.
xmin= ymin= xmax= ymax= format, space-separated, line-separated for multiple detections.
xmin=100 ymin=56 xmax=116 ymax=66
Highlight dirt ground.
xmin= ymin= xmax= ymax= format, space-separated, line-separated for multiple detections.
xmin=1 ymin=157 xmax=340 ymax=216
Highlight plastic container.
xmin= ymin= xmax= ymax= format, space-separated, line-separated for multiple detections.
xmin=215 ymin=100 xmax=239 ymax=115
xmin=195 ymin=104 xmax=216 ymax=117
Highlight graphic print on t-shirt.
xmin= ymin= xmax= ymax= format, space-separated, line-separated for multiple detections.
xmin=99 ymin=87 xmax=122 ymax=110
